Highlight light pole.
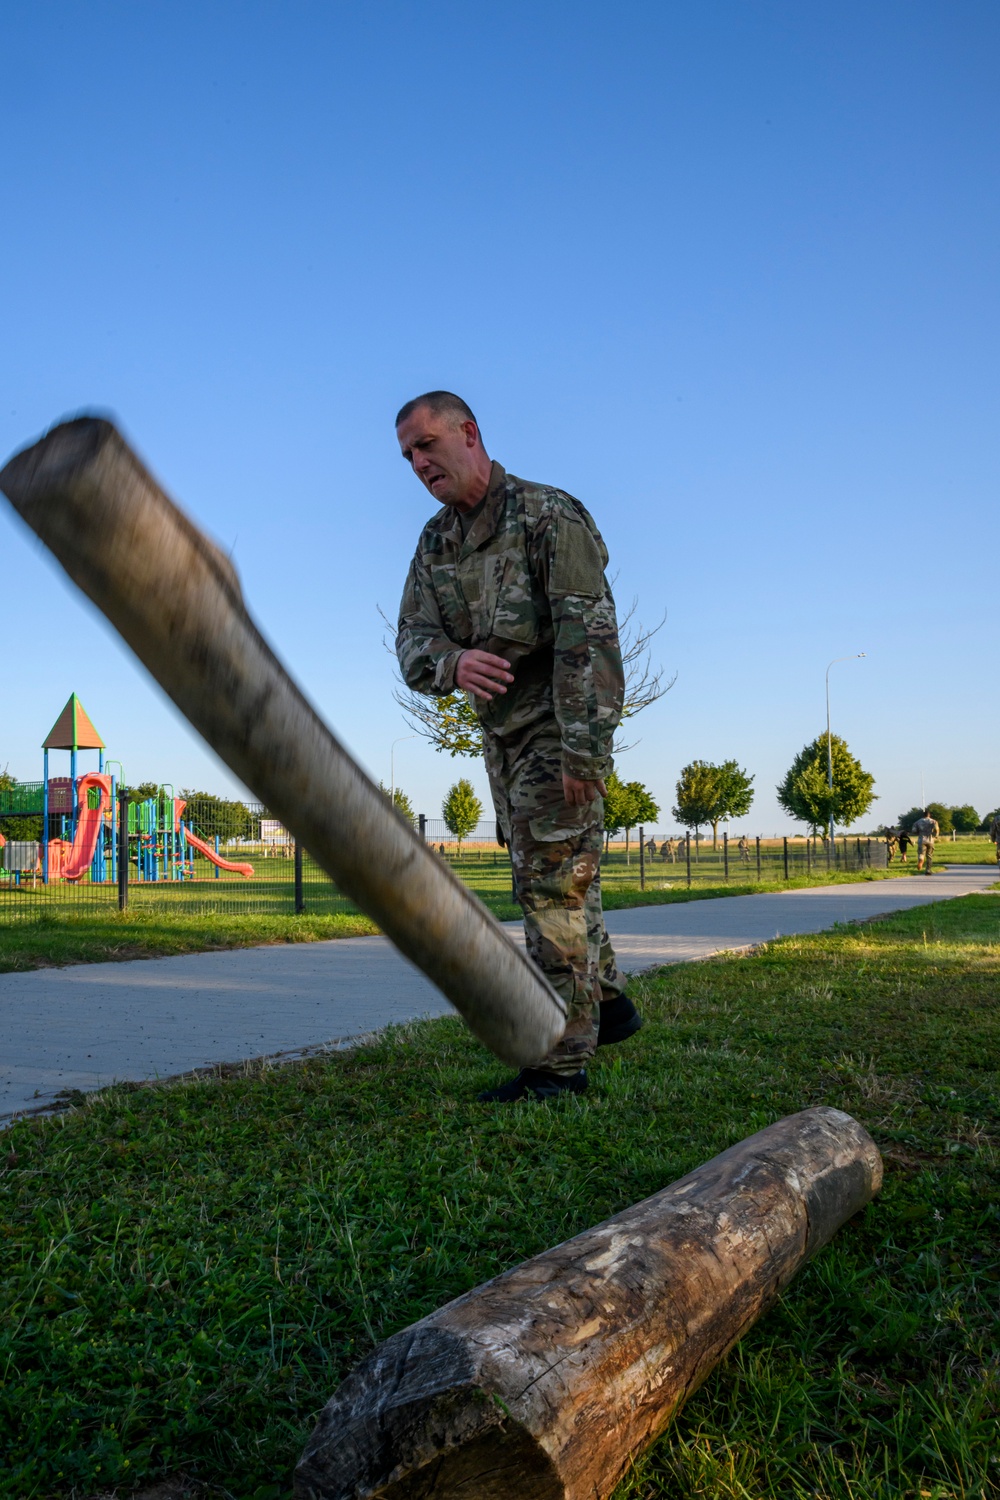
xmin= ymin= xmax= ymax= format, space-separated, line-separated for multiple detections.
xmin=825 ymin=654 xmax=866 ymax=845
xmin=390 ymin=734 xmax=419 ymax=810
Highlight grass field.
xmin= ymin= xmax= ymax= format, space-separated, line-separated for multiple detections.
xmin=5 ymin=834 xmax=988 ymax=974
xmin=2 ymin=893 xmax=998 ymax=1498
xmin=0 ymin=861 xmax=931 ymax=975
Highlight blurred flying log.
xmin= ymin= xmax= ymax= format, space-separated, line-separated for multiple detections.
xmin=295 ymin=1107 xmax=882 ymax=1500
xmin=0 ymin=417 xmax=566 ymax=1067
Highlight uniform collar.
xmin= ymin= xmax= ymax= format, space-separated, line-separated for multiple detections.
xmin=454 ymin=461 xmax=507 ymax=556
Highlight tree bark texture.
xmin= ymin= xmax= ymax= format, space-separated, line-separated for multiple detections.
xmin=296 ymin=1107 xmax=882 ymax=1500
xmin=0 ymin=418 xmax=566 ymax=1068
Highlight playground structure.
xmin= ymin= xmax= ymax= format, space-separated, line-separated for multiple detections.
xmin=0 ymin=694 xmax=254 ymax=886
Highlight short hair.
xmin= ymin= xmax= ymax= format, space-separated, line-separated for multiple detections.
xmin=395 ymin=390 xmax=479 ymax=432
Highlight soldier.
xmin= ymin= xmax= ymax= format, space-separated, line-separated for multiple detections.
xmin=738 ymin=834 xmax=751 ymax=865
xmin=395 ymin=391 xmax=640 ymax=1102
xmin=990 ymin=810 xmax=1000 ymax=866
xmin=913 ymin=809 xmax=940 ymax=873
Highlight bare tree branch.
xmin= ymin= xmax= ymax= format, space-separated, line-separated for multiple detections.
xmin=379 ymin=596 xmax=675 ymax=759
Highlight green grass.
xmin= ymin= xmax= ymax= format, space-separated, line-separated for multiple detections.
xmin=911 ymin=836 xmax=998 ymax=866
xmin=0 ymin=908 xmax=379 ymax=974
xmin=2 ymin=894 xmax=998 ymax=1497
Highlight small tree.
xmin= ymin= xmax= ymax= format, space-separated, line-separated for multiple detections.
xmin=622 ymin=780 xmax=659 ymax=865
xmin=672 ymin=761 xmax=720 ymax=845
xmin=926 ymin=802 xmax=953 ymax=835
xmin=398 ymin=692 xmax=483 ymax=758
xmin=442 ymin=778 xmax=482 ymax=851
xmin=705 ymin=759 xmax=755 ymax=848
xmin=601 ymin=773 xmax=659 ymax=863
xmin=603 ymin=771 xmax=629 ymax=854
xmin=777 ymin=734 xmax=876 ymax=834
xmin=0 ymin=769 xmax=38 ymax=843
xmin=178 ymin=789 xmax=255 ymax=841
xmin=378 ymin=782 xmax=415 ymax=823
xmin=980 ymin=808 xmax=1000 ymax=833
xmin=951 ymin=804 xmax=980 ymax=834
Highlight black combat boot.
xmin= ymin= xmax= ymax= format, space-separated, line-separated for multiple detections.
xmin=477 ymin=1068 xmax=588 ymax=1103
xmin=597 ymin=993 xmax=643 ymax=1046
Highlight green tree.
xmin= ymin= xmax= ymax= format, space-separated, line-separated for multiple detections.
xmin=602 ymin=771 xmax=628 ymax=851
xmin=126 ymin=781 xmax=162 ymax=804
xmin=624 ymin=780 xmax=659 ymax=864
xmin=0 ymin=770 xmax=45 ymax=843
xmin=694 ymin=759 xmax=755 ymax=848
xmin=398 ymin=691 xmax=483 ymax=757
xmin=672 ymin=761 xmax=721 ymax=844
xmin=926 ymin=802 xmax=953 ymax=835
xmin=603 ymin=775 xmax=658 ymax=864
xmin=951 ymin=804 xmax=980 ymax=834
xmin=898 ymin=803 xmax=953 ymax=835
xmin=777 ymin=734 xmax=876 ymax=834
xmin=0 ymin=769 xmax=33 ymax=843
xmin=178 ymin=789 xmax=255 ymax=841
xmin=442 ymin=778 xmax=482 ymax=849
xmin=981 ymin=808 xmax=1000 ymax=833
xmin=378 ymin=782 xmax=415 ymax=823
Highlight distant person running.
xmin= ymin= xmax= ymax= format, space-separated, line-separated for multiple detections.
xmin=661 ymin=837 xmax=676 ymax=863
xmin=897 ymin=829 xmax=912 ymax=864
xmin=989 ymin=811 xmax=1000 ymax=866
xmin=883 ymin=827 xmax=898 ymax=863
xmin=913 ymin=810 xmax=940 ymax=873
xmin=738 ymin=835 xmax=751 ymax=865
xmin=646 ymin=836 xmax=657 ymax=859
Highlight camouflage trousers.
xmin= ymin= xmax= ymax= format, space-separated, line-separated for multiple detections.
xmin=485 ymin=728 xmax=624 ymax=1076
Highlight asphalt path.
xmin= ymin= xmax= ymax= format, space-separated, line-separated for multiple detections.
xmin=1 ymin=866 xmax=995 ymax=1119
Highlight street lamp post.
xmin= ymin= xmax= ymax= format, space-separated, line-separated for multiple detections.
xmin=390 ymin=734 xmax=419 ymax=811
xmin=825 ymin=654 xmax=866 ymax=846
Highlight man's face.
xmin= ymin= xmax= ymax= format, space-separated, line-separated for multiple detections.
xmin=396 ymin=406 xmax=484 ymax=509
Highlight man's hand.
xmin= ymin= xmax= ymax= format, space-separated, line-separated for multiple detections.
xmin=455 ymin=649 xmax=514 ymax=701
xmin=562 ymin=773 xmax=607 ymax=806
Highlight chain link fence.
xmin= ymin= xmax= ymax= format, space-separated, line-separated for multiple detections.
xmin=0 ymin=792 xmax=359 ymax=924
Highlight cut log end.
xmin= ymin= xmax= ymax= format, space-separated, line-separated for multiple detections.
xmin=0 ymin=414 xmax=113 ymax=508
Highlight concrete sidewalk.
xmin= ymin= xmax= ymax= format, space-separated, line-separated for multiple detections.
xmin=1 ymin=866 xmax=995 ymax=1119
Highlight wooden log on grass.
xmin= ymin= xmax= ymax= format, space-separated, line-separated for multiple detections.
xmin=295 ymin=1106 xmax=882 ymax=1500
xmin=0 ymin=417 xmax=566 ymax=1068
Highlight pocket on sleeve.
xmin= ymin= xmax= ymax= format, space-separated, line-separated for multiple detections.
xmin=550 ymin=519 xmax=607 ymax=598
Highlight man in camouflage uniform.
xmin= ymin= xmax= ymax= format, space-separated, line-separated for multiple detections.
xmin=913 ymin=809 xmax=940 ymax=874
xmin=395 ymin=391 xmax=641 ymax=1101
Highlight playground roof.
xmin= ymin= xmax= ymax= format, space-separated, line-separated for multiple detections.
xmin=43 ymin=693 xmax=105 ymax=751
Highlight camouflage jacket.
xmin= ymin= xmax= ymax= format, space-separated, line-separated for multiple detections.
xmin=396 ymin=462 xmax=624 ymax=780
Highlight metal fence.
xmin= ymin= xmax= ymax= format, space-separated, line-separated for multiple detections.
xmin=0 ymin=792 xmax=360 ymax=924
xmin=1 ymin=783 xmax=887 ymax=928
xmin=624 ymin=830 xmax=888 ymax=889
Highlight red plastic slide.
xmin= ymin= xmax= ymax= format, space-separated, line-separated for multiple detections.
xmin=174 ymin=800 xmax=254 ymax=878
xmin=61 ymin=773 xmax=112 ymax=882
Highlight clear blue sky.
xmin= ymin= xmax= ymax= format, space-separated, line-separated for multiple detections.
xmin=2 ymin=1 xmax=997 ymax=833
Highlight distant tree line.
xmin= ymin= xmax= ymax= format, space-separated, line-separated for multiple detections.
xmin=896 ymin=803 xmax=997 ymax=836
